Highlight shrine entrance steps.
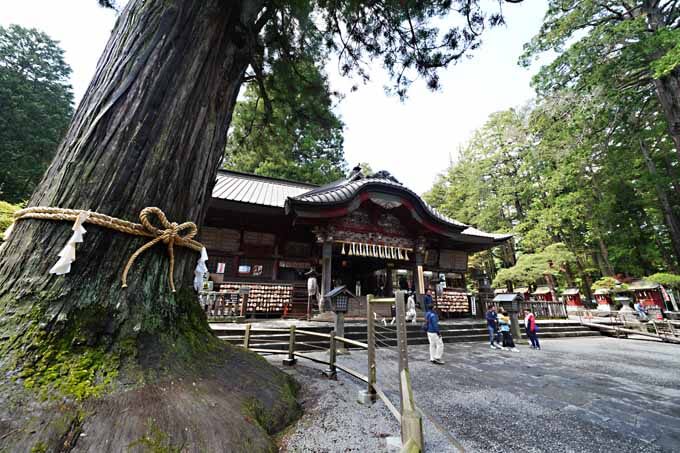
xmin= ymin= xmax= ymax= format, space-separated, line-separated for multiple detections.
xmin=210 ymin=319 xmax=602 ymax=352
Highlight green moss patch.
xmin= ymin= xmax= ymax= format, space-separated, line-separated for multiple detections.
xmin=129 ymin=418 xmax=185 ymax=453
xmin=21 ymin=345 xmax=119 ymax=401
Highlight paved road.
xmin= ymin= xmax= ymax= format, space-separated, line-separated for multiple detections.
xmin=335 ymin=337 xmax=680 ymax=452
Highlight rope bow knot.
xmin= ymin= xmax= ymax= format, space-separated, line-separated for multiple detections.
xmin=122 ymin=207 xmax=198 ymax=292
xmin=12 ymin=206 xmax=205 ymax=292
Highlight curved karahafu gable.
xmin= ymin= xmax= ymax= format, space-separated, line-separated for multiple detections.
xmin=284 ymin=167 xmax=512 ymax=246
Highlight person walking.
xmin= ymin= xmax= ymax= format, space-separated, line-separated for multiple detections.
xmin=425 ymin=303 xmax=444 ymax=364
xmin=524 ymin=308 xmax=540 ymax=350
xmin=486 ymin=305 xmax=501 ymax=350
xmin=498 ymin=308 xmax=519 ymax=352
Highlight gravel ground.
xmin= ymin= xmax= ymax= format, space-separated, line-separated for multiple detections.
xmin=339 ymin=337 xmax=680 ymax=452
xmin=273 ymin=356 xmax=400 ymax=452
xmin=272 ymin=337 xmax=680 ymax=452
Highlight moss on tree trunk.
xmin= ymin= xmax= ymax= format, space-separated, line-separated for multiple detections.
xmin=0 ymin=0 xmax=300 ymax=451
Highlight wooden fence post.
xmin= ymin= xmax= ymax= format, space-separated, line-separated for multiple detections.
xmin=361 ymin=294 xmax=377 ymax=403
xmin=395 ymin=290 xmax=424 ymax=451
xmin=394 ymin=291 xmax=409 ymax=374
xmin=243 ymin=324 xmax=251 ymax=349
xmin=283 ymin=325 xmax=297 ymax=366
xmin=400 ymin=369 xmax=424 ymax=452
xmin=240 ymin=291 xmax=249 ymax=317
xmin=323 ymin=330 xmax=337 ymax=378
xmin=394 ymin=290 xmax=408 ymax=412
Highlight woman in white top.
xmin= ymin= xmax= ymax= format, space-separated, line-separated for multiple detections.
xmin=405 ymin=293 xmax=417 ymax=324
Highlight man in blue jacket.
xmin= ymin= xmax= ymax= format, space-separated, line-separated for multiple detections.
xmin=425 ymin=303 xmax=444 ymax=364
xmin=486 ymin=305 xmax=501 ymax=350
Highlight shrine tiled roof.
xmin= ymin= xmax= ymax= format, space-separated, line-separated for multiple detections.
xmin=288 ymin=169 xmax=512 ymax=242
xmin=212 ymin=170 xmax=317 ymax=207
xmin=290 ymin=175 xmax=470 ymax=229
xmin=532 ymin=286 xmax=552 ymax=295
xmin=628 ymin=280 xmax=661 ymax=290
xmin=459 ymin=225 xmax=513 ymax=241
xmin=211 ymin=168 xmax=511 ymax=244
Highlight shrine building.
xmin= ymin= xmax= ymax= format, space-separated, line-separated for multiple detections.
xmin=200 ymin=167 xmax=511 ymax=318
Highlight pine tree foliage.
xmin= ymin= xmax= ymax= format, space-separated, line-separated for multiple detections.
xmin=520 ymin=0 xmax=680 ymax=159
xmin=224 ymin=57 xmax=347 ymax=184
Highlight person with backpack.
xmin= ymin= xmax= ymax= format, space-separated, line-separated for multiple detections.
xmin=486 ymin=305 xmax=501 ymax=350
xmin=424 ymin=302 xmax=444 ymax=364
xmin=524 ymin=308 xmax=540 ymax=350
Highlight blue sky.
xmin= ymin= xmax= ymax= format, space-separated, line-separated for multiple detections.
xmin=1 ymin=0 xmax=549 ymax=194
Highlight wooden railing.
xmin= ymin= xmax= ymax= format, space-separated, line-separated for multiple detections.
xmin=236 ymin=292 xmax=425 ymax=452
xmin=520 ymin=300 xmax=567 ymax=319
xmin=571 ymin=309 xmax=680 ymax=344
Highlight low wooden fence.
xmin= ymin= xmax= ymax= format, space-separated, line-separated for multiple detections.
xmin=572 ymin=309 xmax=680 ymax=344
xmin=238 ymin=292 xmax=426 ymax=453
xmin=520 ymin=301 xmax=567 ymax=319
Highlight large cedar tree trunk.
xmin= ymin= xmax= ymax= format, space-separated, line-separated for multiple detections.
xmin=639 ymin=138 xmax=680 ymax=267
xmin=655 ymin=69 xmax=680 ymax=162
xmin=0 ymin=1 xmax=299 ymax=451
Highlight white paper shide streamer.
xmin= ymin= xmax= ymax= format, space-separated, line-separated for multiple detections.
xmin=193 ymin=247 xmax=209 ymax=291
xmin=49 ymin=211 xmax=90 ymax=275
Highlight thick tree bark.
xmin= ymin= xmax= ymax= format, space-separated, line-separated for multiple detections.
xmin=572 ymin=257 xmax=593 ymax=306
xmin=597 ymin=238 xmax=614 ymax=276
xmin=0 ymin=1 xmax=298 ymax=451
xmin=639 ymin=138 xmax=680 ymax=266
xmin=1 ymin=0 xmax=251 ymax=345
xmin=561 ymin=262 xmax=575 ymax=288
xmin=654 ymin=69 xmax=680 ymax=162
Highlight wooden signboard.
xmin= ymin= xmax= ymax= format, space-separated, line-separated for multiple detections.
xmin=201 ymin=227 xmax=240 ymax=252
xmin=439 ymin=250 xmax=468 ymax=271
xmin=330 ymin=209 xmax=414 ymax=249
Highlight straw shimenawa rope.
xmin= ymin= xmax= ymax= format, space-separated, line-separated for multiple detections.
xmin=13 ymin=206 xmax=203 ymax=292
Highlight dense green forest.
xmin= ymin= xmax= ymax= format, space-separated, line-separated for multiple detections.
xmin=425 ymin=0 xmax=680 ymax=293
xmin=0 ymin=25 xmax=73 ymax=203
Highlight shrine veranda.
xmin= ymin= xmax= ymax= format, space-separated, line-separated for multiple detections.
xmin=198 ymin=168 xmax=511 ymax=320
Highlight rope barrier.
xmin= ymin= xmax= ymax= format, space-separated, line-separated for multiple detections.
xmin=12 ymin=206 xmax=204 ymax=292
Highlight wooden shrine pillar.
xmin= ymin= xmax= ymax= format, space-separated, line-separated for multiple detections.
xmin=320 ymin=241 xmax=333 ymax=312
xmin=385 ymin=263 xmax=394 ymax=297
xmin=413 ymin=237 xmax=426 ymax=305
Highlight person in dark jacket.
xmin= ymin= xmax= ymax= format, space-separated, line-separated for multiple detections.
xmin=524 ymin=308 xmax=540 ymax=350
xmin=486 ymin=305 xmax=501 ymax=350
xmin=423 ymin=289 xmax=434 ymax=310
xmin=425 ymin=304 xmax=444 ymax=364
